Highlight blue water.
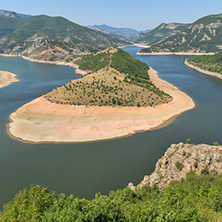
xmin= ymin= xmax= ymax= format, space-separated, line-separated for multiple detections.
xmin=0 ymin=46 xmax=221 ymax=208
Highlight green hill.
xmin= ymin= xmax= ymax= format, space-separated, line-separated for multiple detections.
xmin=139 ymin=13 xmax=222 ymax=53
xmin=44 ymin=47 xmax=171 ymax=107
xmin=0 ymin=15 xmax=128 ymax=59
xmin=133 ymin=23 xmax=188 ymax=45
xmin=187 ymin=52 xmax=222 ymax=74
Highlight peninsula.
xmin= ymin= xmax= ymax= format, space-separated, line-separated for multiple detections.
xmin=0 ymin=70 xmax=19 ymax=88
xmin=8 ymin=47 xmax=194 ymax=143
xmin=185 ymin=52 xmax=222 ymax=79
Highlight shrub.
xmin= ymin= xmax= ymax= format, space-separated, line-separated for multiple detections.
xmin=175 ymin=161 xmax=184 ymax=171
xmin=186 ymin=138 xmax=191 ymax=144
xmin=194 ymin=161 xmax=198 ymax=168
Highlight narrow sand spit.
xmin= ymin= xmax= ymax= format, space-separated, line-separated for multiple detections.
xmin=0 ymin=71 xmax=19 ymax=89
xmin=8 ymin=67 xmax=195 ymax=143
xmin=185 ymin=59 xmax=222 ymax=80
xmin=22 ymin=56 xmax=88 ymax=75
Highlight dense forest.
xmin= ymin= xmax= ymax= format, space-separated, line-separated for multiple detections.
xmin=0 ymin=173 xmax=221 ymax=221
xmin=187 ymin=52 xmax=222 ymax=74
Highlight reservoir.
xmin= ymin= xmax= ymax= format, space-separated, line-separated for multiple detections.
xmin=0 ymin=46 xmax=222 ymax=208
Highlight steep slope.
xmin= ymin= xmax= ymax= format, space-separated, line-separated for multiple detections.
xmin=0 ymin=15 xmax=128 ymax=59
xmin=89 ymin=24 xmax=141 ymax=41
xmin=130 ymin=142 xmax=222 ymax=190
xmin=45 ymin=47 xmax=172 ymax=107
xmin=140 ymin=13 xmax=222 ymax=53
xmin=133 ymin=23 xmax=188 ymax=45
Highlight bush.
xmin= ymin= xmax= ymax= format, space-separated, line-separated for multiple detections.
xmin=176 ymin=161 xmax=184 ymax=171
xmin=194 ymin=161 xmax=198 ymax=168
xmin=186 ymin=138 xmax=191 ymax=144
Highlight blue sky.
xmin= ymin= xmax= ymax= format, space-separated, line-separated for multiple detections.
xmin=1 ymin=0 xmax=222 ymax=30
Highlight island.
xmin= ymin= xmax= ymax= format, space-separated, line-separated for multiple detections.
xmin=185 ymin=52 xmax=222 ymax=79
xmin=0 ymin=70 xmax=19 ymax=88
xmin=8 ymin=47 xmax=195 ymax=143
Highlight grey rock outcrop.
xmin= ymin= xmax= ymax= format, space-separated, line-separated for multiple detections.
xmin=129 ymin=143 xmax=222 ymax=190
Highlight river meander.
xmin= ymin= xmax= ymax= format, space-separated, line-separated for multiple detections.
xmin=0 ymin=46 xmax=222 ymax=208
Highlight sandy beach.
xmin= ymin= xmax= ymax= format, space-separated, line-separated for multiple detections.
xmin=0 ymin=71 xmax=19 ymax=89
xmin=137 ymin=52 xmax=215 ymax=55
xmin=22 ymin=56 xmax=89 ymax=75
xmin=185 ymin=59 xmax=222 ymax=80
xmin=8 ymin=67 xmax=195 ymax=143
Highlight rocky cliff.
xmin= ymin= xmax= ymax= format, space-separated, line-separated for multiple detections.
xmin=129 ymin=142 xmax=222 ymax=190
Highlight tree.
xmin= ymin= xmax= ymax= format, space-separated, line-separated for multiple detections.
xmin=186 ymin=138 xmax=191 ymax=144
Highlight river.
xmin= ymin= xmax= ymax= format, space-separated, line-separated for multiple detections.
xmin=0 ymin=46 xmax=221 ymax=208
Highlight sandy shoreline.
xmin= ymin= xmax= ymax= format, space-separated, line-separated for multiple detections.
xmin=0 ymin=54 xmax=88 ymax=75
xmin=0 ymin=71 xmax=19 ymax=89
xmin=185 ymin=59 xmax=222 ymax=80
xmin=22 ymin=56 xmax=89 ymax=75
xmin=8 ymin=67 xmax=195 ymax=143
xmin=137 ymin=52 xmax=215 ymax=55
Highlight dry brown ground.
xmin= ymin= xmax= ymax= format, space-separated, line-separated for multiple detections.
xmin=0 ymin=71 xmax=19 ymax=88
xmin=44 ymin=67 xmax=171 ymax=107
xmin=8 ymin=67 xmax=195 ymax=143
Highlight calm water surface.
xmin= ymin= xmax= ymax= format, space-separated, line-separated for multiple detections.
xmin=0 ymin=46 xmax=222 ymax=208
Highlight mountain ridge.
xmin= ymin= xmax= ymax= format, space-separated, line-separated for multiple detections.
xmin=88 ymin=24 xmax=143 ymax=41
xmin=0 ymin=15 xmax=129 ymax=60
xmin=0 ymin=9 xmax=31 ymax=18
xmin=133 ymin=22 xmax=189 ymax=45
xmin=139 ymin=13 xmax=222 ymax=53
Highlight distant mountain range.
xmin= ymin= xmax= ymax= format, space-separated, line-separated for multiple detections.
xmin=139 ymin=13 xmax=222 ymax=53
xmin=0 ymin=9 xmax=221 ymax=56
xmin=0 ymin=9 xmax=31 ymax=18
xmin=133 ymin=23 xmax=189 ymax=45
xmin=0 ymin=14 xmax=128 ymax=60
xmin=89 ymin=25 xmax=150 ymax=41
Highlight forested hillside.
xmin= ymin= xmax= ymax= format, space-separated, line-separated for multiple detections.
xmin=0 ymin=15 xmax=128 ymax=59
xmin=133 ymin=23 xmax=188 ymax=45
xmin=187 ymin=52 xmax=222 ymax=74
xmin=0 ymin=172 xmax=221 ymax=221
xmin=139 ymin=13 xmax=222 ymax=53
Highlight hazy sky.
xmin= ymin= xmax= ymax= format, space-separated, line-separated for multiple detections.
xmin=1 ymin=0 xmax=222 ymax=30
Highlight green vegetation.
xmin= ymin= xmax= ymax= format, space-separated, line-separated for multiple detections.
xmin=214 ymin=142 xmax=220 ymax=146
xmin=188 ymin=52 xmax=222 ymax=75
xmin=175 ymin=161 xmax=184 ymax=171
xmin=76 ymin=47 xmax=150 ymax=80
xmin=45 ymin=48 xmax=172 ymax=107
xmin=0 ymin=15 xmax=127 ymax=57
xmin=139 ymin=13 xmax=222 ymax=53
xmin=194 ymin=161 xmax=198 ymax=168
xmin=76 ymin=52 xmax=110 ymax=72
xmin=133 ymin=23 xmax=188 ymax=45
xmin=186 ymin=138 xmax=191 ymax=144
xmin=1 ymin=173 xmax=221 ymax=221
